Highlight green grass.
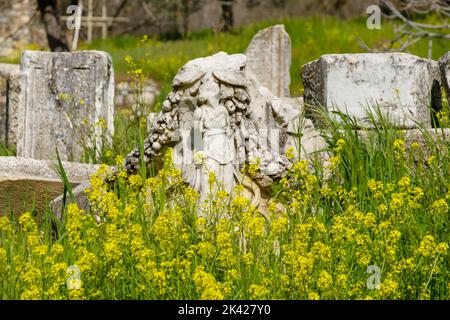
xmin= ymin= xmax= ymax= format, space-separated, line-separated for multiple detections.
xmin=83 ymin=15 xmax=449 ymax=96
xmin=0 ymin=143 xmax=15 ymax=156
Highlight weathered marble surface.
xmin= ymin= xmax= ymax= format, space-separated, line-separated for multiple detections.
xmin=302 ymin=53 xmax=442 ymax=128
xmin=50 ymin=180 xmax=92 ymax=220
xmin=18 ymin=50 xmax=115 ymax=161
xmin=0 ymin=157 xmax=100 ymax=217
xmin=440 ymin=52 xmax=450 ymax=100
xmin=0 ymin=63 xmax=21 ymax=148
xmin=245 ymin=24 xmax=292 ymax=98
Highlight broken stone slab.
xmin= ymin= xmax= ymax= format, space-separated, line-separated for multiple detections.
xmin=0 ymin=157 xmax=101 ymax=217
xmin=245 ymin=24 xmax=292 ymax=98
xmin=18 ymin=50 xmax=115 ymax=161
xmin=50 ymin=180 xmax=91 ymax=221
xmin=244 ymin=71 xmax=300 ymax=161
xmin=0 ymin=63 xmax=21 ymax=148
xmin=6 ymin=71 xmax=22 ymax=148
xmin=402 ymin=128 xmax=450 ymax=151
xmin=302 ymin=53 xmax=442 ymax=128
xmin=440 ymin=52 xmax=450 ymax=99
xmin=286 ymin=117 xmax=329 ymax=164
xmin=276 ymin=96 xmax=329 ymax=166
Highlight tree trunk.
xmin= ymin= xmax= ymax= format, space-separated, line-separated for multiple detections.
xmin=181 ymin=0 xmax=190 ymax=36
xmin=220 ymin=0 xmax=234 ymax=32
xmin=334 ymin=0 xmax=346 ymax=10
xmin=37 ymin=0 xmax=70 ymax=52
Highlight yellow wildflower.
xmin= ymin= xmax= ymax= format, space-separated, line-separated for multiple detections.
xmin=317 ymin=271 xmax=333 ymax=290
xmin=249 ymin=284 xmax=269 ymax=299
xmin=431 ymin=199 xmax=448 ymax=215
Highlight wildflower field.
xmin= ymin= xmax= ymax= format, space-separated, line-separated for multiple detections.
xmin=1 ymin=15 xmax=450 ymax=300
xmin=2 ymin=104 xmax=450 ymax=300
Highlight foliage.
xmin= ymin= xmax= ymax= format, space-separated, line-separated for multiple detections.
xmin=136 ymin=0 xmax=205 ymax=38
xmin=2 ymin=103 xmax=450 ymax=299
xmin=368 ymin=0 xmax=450 ymax=58
xmin=82 ymin=15 xmax=448 ymax=97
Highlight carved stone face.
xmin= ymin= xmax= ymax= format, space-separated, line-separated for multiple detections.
xmin=197 ymin=77 xmax=220 ymax=107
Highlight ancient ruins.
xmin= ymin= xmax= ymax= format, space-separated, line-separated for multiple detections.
xmin=0 ymin=24 xmax=449 ymax=217
xmin=125 ymin=52 xmax=295 ymax=204
xmin=0 ymin=157 xmax=101 ymax=216
xmin=19 ymin=50 xmax=114 ymax=161
xmin=302 ymin=53 xmax=443 ymax=128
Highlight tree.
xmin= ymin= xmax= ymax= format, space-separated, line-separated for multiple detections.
xmin=138 ymin=0 xmax=203 ymax=39
xmin=179 ymin=0 xmax=204 ymax=36
xmin=220 ymin=0 xmax=289 ymax=32
xmin=361 ymin=0 xmax=450 ymax=59
xmin=37 ymin=0 xmax=70 ymax=52
xmin=220 ymin=0 xmax=234 ymax=32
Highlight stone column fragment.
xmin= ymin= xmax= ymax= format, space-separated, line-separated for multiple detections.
xmin=19 ymin=50 xmax=114 ymax=161
xmin=246 ymin=24 xmax=292 ymax=98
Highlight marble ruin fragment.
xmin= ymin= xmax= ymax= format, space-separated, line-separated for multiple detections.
xmin=302 ymin=53 xmax=442 ymax=128
xmin=124 ymin=51 xmax=325 ymax=205
xmin=0 ymin=63 xmax=21 ymax=148
xmin=245 ymin=24 xmax=292 ymax=98
xmin=19 ymin=50 xmax=115 ymax=161
xmin=0 ymin=157 xmax=101 ymax=217
xmin=440 ymin=52 xmax=450 ymax=100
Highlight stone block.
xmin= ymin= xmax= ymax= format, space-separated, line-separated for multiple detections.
xmin=245 ymin=24 xmax=291 ymax=98
xmin=50 ymin=180 xmax=91 ymax=220
xmin=0 ymin=63 xmax=21 ymax=148
xmin=18 ymin=50 xmax=114 ymax=161
xmin=0 ymin=156 xmax=100 ymax=217
xmin=440 ymin=52 xmax=450 ymax=100
xmin=302 ymin=53 xmax=442 ymax=128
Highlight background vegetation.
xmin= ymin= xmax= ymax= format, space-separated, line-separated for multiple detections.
xmin=84 ymin=15 xmax=448 ymax=96
xmin=3 ymin=15 xmax=448 ymax=97
xmin=0 ymin=14 xmax=450 ymax=300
